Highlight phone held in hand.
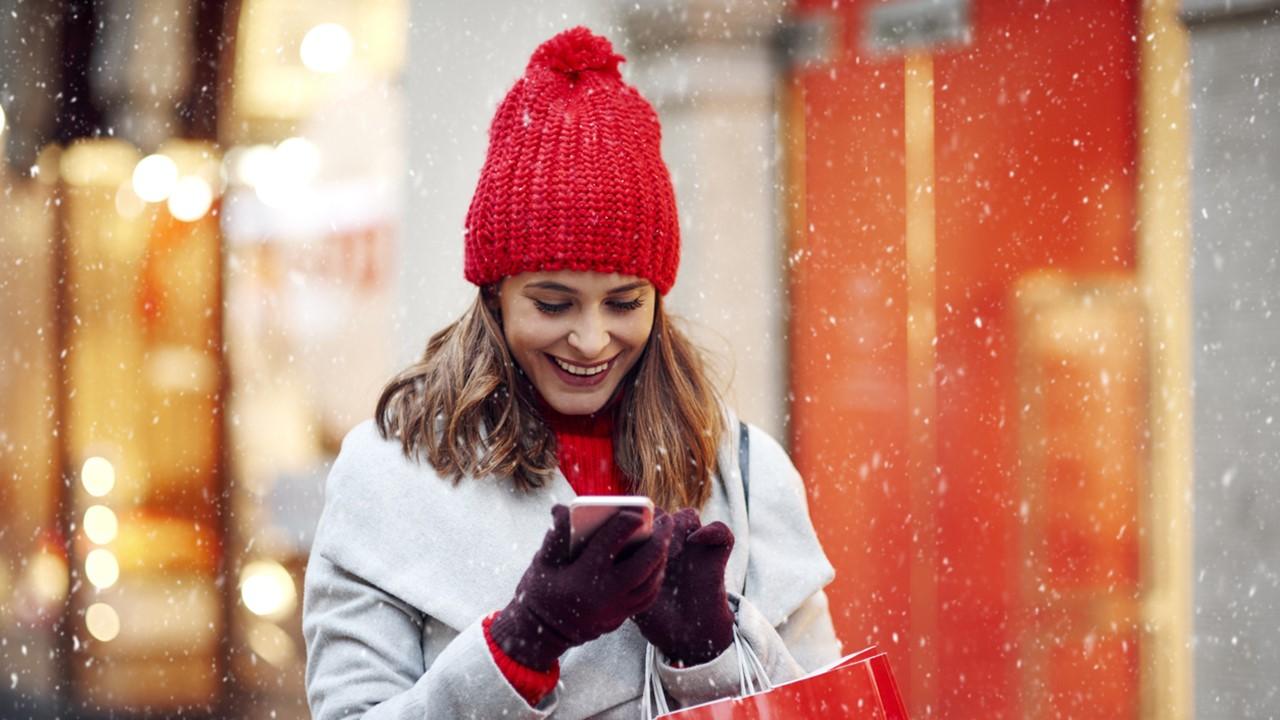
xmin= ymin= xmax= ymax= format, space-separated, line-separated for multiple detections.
xmin=568 ymin=496 xmax=655 ymax=556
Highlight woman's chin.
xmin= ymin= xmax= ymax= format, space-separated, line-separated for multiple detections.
xmin=542 ymin=391 xmax=610 ymax=416
xmin=534 ymin=376 xmax=621 ymax=416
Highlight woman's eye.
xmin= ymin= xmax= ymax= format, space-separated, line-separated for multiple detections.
xmin=533 ymin=299 xmax=570 ymax=314
xmin=608 ymin=298 xmax=645 ymax=312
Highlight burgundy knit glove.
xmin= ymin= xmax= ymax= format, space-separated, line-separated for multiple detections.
xmin=632 ymin=508 xmax=736 ymax=666
xmin=490 ymin=504 xmax=673 ymax=671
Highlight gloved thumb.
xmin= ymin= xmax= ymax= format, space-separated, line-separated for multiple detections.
xmin=540 ymin=504 xmax=572 ymax=564
xmin=687 ymin=520 xmax=734 ymax=551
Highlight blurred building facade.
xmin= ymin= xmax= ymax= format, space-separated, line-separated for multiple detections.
xmin=0 ymin=0 xmax=1277 ymax=718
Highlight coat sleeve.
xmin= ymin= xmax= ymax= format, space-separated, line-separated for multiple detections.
xmin=302 ymin=549 xmax=559 ymax=720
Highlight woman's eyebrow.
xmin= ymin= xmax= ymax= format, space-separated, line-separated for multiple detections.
xmin=605 ymin=281 xmax=649 ymax=295
xmin=524 ymin=281 xmax=577 ymax=294
xmin=523 ymin=281 xmax=648 ymax=295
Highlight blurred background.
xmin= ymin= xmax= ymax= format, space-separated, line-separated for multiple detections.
xmin=0 ymin=0 xmax=1277 ymax=718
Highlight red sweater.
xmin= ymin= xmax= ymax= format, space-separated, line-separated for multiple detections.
xmin=484 ymin=400 xmax=624 ymax=705
xmin=538 ymin=398 xmax=626 ymax=496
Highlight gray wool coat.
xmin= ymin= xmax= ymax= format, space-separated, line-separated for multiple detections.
xmin=302 ymin=409 xmax=841 ymax=719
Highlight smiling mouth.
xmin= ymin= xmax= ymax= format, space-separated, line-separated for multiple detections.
xmin=547 ymin=354 xmax=615 ymax=377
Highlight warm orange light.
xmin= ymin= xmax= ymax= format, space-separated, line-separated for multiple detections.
xmin=25 ymin=551 xmax=69 ymax=605
xmin=85 ymin=548 xmax=119 ymax=589
xmin=85 ymin=603 xmax=120 ymax=642
xmin=83 ymin=505 xmax=119 ymax=545
xmin=115 ymin=180 xmax=146 ymax=219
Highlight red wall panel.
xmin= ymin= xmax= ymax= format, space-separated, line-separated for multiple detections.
xmin=788 ymin=1 xmax=1141 ymax=717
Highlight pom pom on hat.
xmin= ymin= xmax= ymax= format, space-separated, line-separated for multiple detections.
xmin=528 ymin=26 xmax=624 ymax=77
xmin=464 ymin=27 xmax=680 ymax=295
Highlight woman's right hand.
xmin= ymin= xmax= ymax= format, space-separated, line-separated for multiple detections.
xmin=489 ymin=504 xmax=673 ymax=670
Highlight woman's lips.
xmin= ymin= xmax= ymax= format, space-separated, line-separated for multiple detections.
xmin=545 ymin=353 xmax=615 ymax=388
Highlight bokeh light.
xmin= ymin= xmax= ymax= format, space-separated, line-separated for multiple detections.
xmin=85 ymin=603 xmax=120 ymax=642
xmin=239 ymin=560 xmax=297 ymax=620
xmin=274 ymin=137 xmax=321 ymax=182
xmin=300 ymin=23 xmax=353 ymax=74
xmin=83 ymin=505 xmax=119 ymax=545
xmin=26 ymin=551 xmax=69 ymax=606
xmin=81 ymin=456 xmax=116 ymax=497
xmin=253 ymin=137 xmax=320 ymax=208
xmin=85 ymin=548 xmax=119 ymax=589
xmin=168 ymin=175 xmax=214 ymax=221
xmin=246 ymin=620 xmax=298 ymax=668
xmin=225 ymin=144 xmax=273 ymax=187
xmin=131 ymin=153 xmax=179 ymax=203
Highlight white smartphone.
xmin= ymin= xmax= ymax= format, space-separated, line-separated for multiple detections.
xmin=568 ymin=496 xmax=655 ymax=555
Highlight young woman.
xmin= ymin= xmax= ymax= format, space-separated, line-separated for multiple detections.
xmin=302 ymin=27 xmax=840 ymax=719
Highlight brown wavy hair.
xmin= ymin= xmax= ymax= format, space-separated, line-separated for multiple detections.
xmin=374 ymin=290 xmax=725 ymax=511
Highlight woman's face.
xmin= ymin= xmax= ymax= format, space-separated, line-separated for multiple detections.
xmin=497 ymin=270 xmax=656 ymax=416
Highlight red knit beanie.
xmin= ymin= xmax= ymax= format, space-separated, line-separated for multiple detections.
xmin=464 ymin=27 xmax=680 ymax=295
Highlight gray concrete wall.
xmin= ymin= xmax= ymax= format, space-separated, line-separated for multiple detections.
xmin=1185 ymin=5 xmax=1280 ymax=717
xmin=617 ymin=0 xmax=789 ymax=438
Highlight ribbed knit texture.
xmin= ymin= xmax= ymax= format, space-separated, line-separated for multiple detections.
xmin=464 ymin=26 xmax=680 ymax=295
xmin=544 ymin=402 xmax=625 ymax=496
xmin=483 ymin=612 xmax=560 ymax=706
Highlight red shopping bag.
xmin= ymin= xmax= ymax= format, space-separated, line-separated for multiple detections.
xmin=659 ymin=645 xmax=909 ymax=719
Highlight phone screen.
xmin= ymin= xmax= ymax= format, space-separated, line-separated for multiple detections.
xmin=568 ymin=496 xmax=654 ymax=555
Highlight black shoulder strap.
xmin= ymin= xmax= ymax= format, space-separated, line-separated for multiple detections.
xmin=738 ymin=420 xmax=750 ymax=517
xmin=736 ymin=420 xmax=751 ymax=597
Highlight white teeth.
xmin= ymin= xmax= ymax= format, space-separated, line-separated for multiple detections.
xmin=553 ymin=356 xmax=610 ymax=376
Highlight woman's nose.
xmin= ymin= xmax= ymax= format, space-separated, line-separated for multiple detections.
xmin=567 ymin=311 xmax=609 ymax=358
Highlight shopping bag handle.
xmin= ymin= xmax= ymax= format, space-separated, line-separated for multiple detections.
xmin=641 ymin=421 xmax=760 ymax=719
xmin=738 ymin=420 xmax=749 ymax=598
xmin=642 ymin=623 xmax=773 ymax=719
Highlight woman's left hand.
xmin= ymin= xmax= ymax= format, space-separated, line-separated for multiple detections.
xmin=632 ymin=508 xmax=736 ymax=666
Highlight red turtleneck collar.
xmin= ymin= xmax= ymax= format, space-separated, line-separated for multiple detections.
xmin=535 ymin=392 xmax=627 ymax=496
